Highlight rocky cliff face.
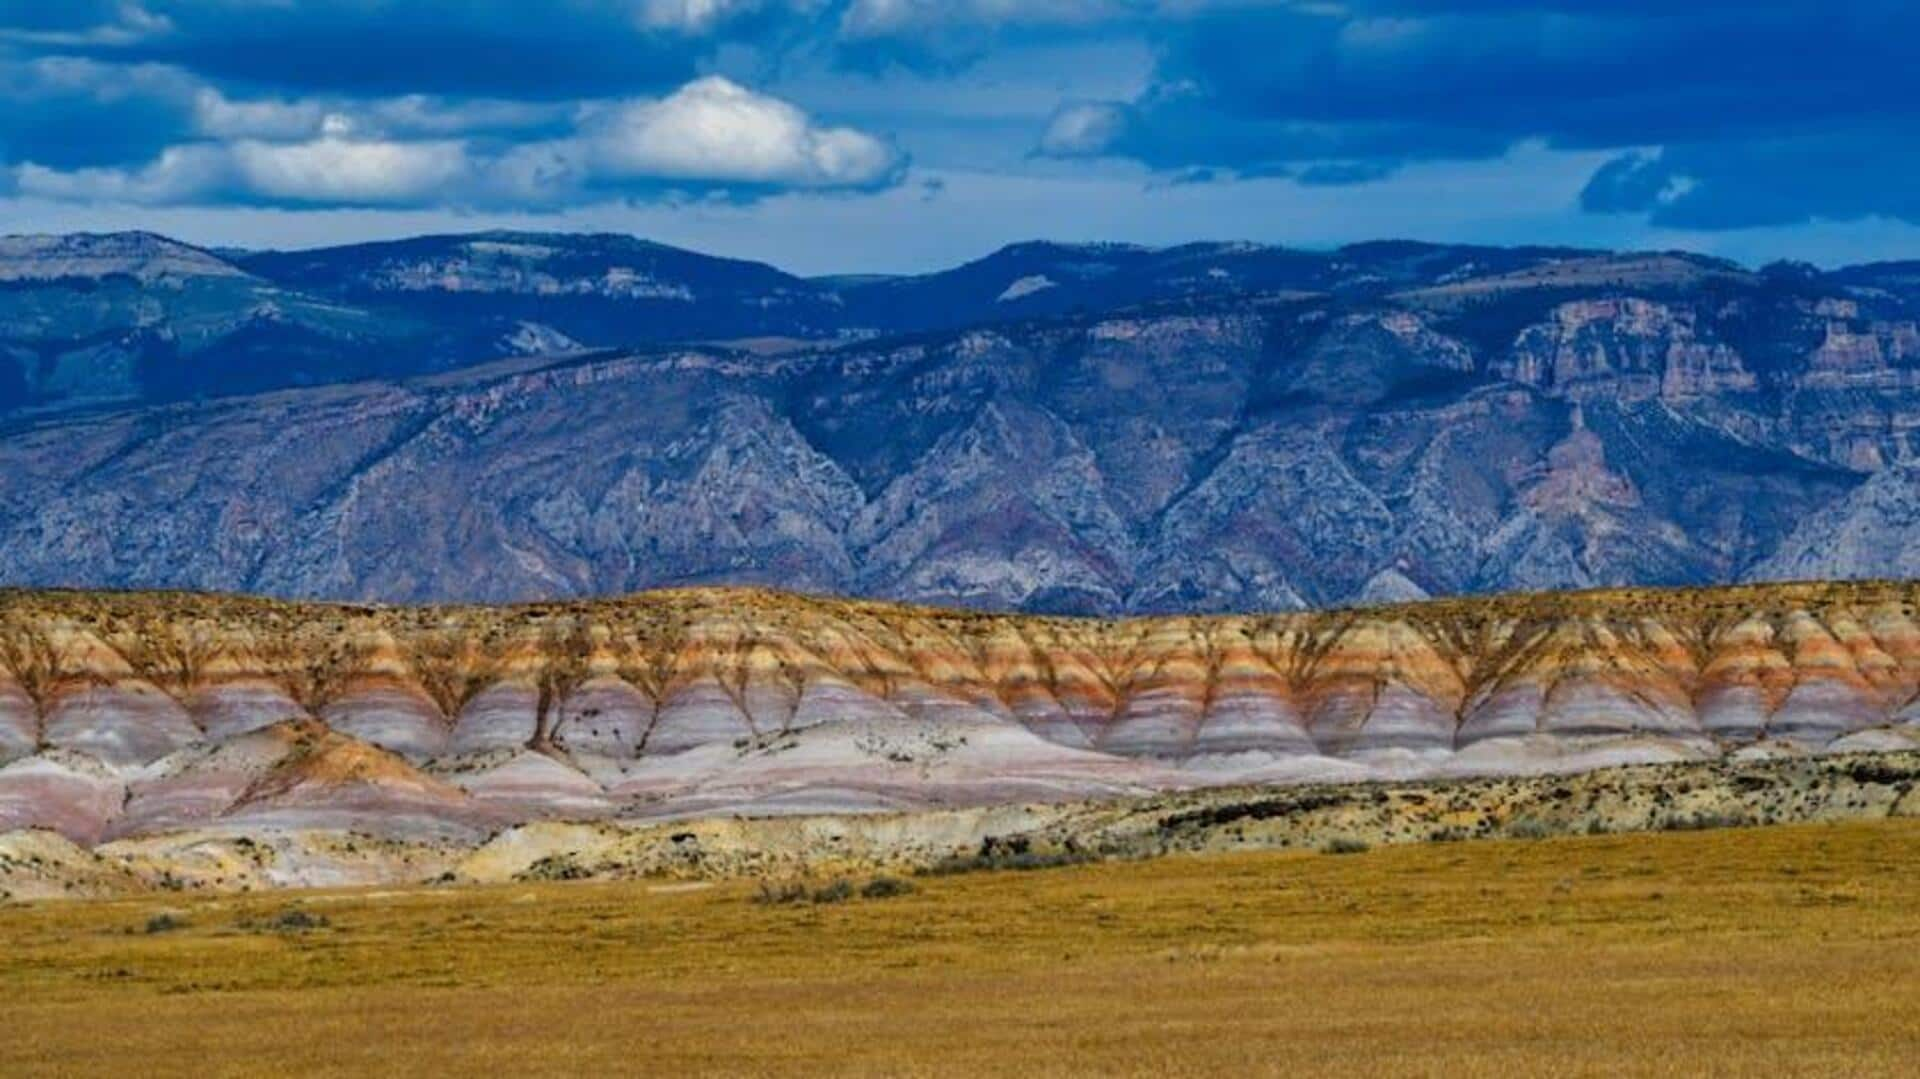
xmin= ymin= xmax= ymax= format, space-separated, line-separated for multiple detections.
xmin=3 ymin=234 xmax=1918 ymax=611
xmin=0 ymin=300 xmax=1910 ymax=612
xmin=0 ymin=582 xmax=1914 ymax=847
xmin=1493 ymin=298 xmax=1758 ymax=401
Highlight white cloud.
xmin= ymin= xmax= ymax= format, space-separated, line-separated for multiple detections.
xmin=9 ymin=76 xmax=904 ymax=207
xmin=8 ymin=54 xmax=200 ymax=107
xmin=576 ymin=76 xmax=903 ymax=188
xmin=227 ymin=128 xmax=472 ymax=205
xmin=12 ymin=149 xmax=219 ymax=206
xmin=14 ymin=128 xmax=474 ymax=208
xmin=1038 ymin=101 xmax=1131 ymax=157
xmin=634 ymin=0 xmax=771 ymax=33
xmin=0 ymin=1 xmax=172 ymax=48
xmin=192 ymin=89 xmax=326 ymax=140
xmin=196 ymin=91 xmax=570 ymax=141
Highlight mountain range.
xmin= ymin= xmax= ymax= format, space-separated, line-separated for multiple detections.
xmin=0 ymin=229 xmax=1637 ymax=417
xmin=0 ymin=230 xmax=1916 ymax=612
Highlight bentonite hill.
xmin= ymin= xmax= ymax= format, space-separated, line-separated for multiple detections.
xmin=0 ymin=580 xmax=1914 ymax=888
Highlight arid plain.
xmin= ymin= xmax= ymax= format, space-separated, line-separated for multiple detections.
xmin=3 ymin=819 xmax=1915 ymax=1076
xmin=1 ymin=581 xmax=1916 ymax=1075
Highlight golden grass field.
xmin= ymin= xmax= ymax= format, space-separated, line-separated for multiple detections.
xmin=3 ymin=820 xmax=1916 ymax=1077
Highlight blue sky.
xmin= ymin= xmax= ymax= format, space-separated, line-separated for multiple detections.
xmin=2 ymin=1 xmax=1917 ymax=274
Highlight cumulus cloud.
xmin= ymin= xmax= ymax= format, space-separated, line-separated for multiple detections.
xmin=191 ymin=89 xmax=326 ymax=141
xmin=12 ymin=122 xmax=472 ymax=208
xmin=1038 ymin=101 xmax=1131 ymax=158
xmin=7 ymin=77 xmax=904 ymax=209
xmin=576 ymin=76 xmax=902 ymax=189
xmin=227 ymin=123 xmax=473 ymax=206
xmin=0 ymin=0 xmax=907 ymax=211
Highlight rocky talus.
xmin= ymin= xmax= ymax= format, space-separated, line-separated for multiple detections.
xmin=0 ymin=582 xmax=1913 ymax=858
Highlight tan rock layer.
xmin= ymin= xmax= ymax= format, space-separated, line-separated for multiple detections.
xmin=0 ymin=581 xmax=1913 ymax=770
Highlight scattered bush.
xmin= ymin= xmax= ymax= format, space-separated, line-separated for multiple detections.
xmin=143 ymin=913 xmax=186 ymax=934
xmin=240 ymin=906 xmax=330 ymax=933
xmin=1845 ymin=760 xmax=1912 ymax=786
xmin=270 ymin=907 xmax=329 ymax=931
xmin=1321 ymin=838 xmax=1371 ymax=855
xmin=754 ymin=876 xmax=918 ymax=906
xmin=1508 ymin=818 xmax=1556 ymax=840
xmin=920 ymin=837 xmax=1100 ymax=876
xmin=753 ymin=880 xmax=809 ymax=906
xmin=809 ymin=879 xmax=855 ymax=905
xmin=860 ymin=876 xmax=916 ymax=899
xmin=1157 ymin=793 xmax=1343 ymax=832
xmin=922 ymin=849 xmax=1096 ymax=875
xmin=1661 ymin=811 xmax=1750 ymax=833
xmin=752 ymin=878 xmax=865 ymax=905
xmin=519 ymin=854 xmax=590 ymax=882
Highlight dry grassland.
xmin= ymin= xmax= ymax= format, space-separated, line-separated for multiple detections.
xmin=2 ymin=819 xmax=1915 ymax=1077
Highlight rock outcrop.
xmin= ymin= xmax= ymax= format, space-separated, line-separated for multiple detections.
xmin=0 ymin=311 xmax=1897 ymax=613
xmin=13 ymin=749 xmax=1917 ymax=896
xmin=0 ymin=582 xmax=1913 ymax=849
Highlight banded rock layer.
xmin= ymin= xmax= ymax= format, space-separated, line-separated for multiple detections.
xmin=0 ymin=581 xmax=1916 ymax=845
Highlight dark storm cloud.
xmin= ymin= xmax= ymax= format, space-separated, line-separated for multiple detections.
xmin=40 ymin=0 xmax=701 ymax=99
xmin=1581 ymin=136 xmax=1920 ymax=231
xmin=1045 ymin=1 xmax=1920 ymax=228
xmin=0 ymin=57 xmax=198 ymax=169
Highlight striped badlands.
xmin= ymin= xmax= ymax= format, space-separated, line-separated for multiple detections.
xmin=0 ymin=581 xmax=1916 ymax=844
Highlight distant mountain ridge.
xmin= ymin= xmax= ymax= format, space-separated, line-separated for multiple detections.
xmin=0 ymin=229 xmax=1913 ymax=612
xmin=0 ymin=232 xmax=247 ymax=284
xmin=3 ymin=228 xmax=1853 ymax=420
